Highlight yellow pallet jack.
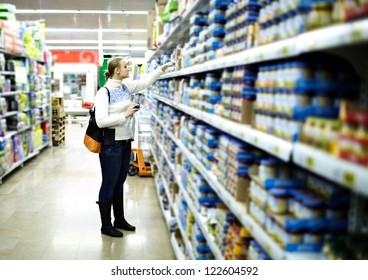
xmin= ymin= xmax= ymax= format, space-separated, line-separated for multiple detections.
xmin=128 ymin=148 xmax=152 ymax=177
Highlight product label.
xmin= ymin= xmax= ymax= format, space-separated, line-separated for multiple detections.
xmin=342 ymin=170 xmax=355 ymax=189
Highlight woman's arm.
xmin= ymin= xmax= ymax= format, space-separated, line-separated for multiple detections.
xmin=123 ymin=62 xmax=174 ymax=93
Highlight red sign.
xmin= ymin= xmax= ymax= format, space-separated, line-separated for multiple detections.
xmin=51 ymin=51 xmax=100 ymax=65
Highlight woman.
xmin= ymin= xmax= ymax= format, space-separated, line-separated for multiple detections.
xmin=94 ymin=57 xmax=173 ymax=237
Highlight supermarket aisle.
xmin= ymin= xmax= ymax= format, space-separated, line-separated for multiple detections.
xmin=0 ymin=123 xmax=175 ymax=260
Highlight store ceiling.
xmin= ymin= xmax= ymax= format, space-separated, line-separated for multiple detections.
xmin=8 ymin=0 xmax=156 ymax=58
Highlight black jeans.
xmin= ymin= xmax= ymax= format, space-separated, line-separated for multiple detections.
xmin=98 ymin=140 xmax=131 ymax=202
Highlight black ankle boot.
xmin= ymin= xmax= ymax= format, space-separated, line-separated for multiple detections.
xmin=113 ymin=197 xmax=136 ymax=231
xmin=97 ymin=201 xmax=123 ymax=237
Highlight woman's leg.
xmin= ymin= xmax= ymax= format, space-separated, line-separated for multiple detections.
xmin=112 ymin=140 xmax=136 ymax=231
xmin=98 ymin=142 xmax=125 ymax=237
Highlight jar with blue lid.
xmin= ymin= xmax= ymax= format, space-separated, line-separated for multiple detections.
xmin=299 ymin=196 xmax=325 ymax=219
xmin=268 ymin=188 xmax=289 ymax=214
xmin=258 ymin=158 xmax=278 ymax=181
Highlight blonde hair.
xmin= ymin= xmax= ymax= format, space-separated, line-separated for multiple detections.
xmin=104 ymin=57 xmax=125 ymax=81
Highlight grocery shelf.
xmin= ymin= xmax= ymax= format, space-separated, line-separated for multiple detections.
xmin=152 ymin=115 xmax=224 ymax=259
xmin=147 ymin=0 xmax=210 ymax=63
xmin=173 ymin=205 xmax=195 ymax=260
xmin=297 ymin=18 xmax=368 ymax=53
xmin=152 ymin=112 xmax=285 ymax=259
xmin=158 ymin=18 xmax=368 ymax=79
xmin=175 ymin=172 xmax=223 ymax=260
xmin=175 ymin=138 xmax=285 ymax=259
xmin=0 ymin=71 xmax=15 ymax=75
xmin=152 ymin=111 xmax=326 ymax=260
xmin=0 ymin=111 xmax=19 ymax=118
xmin=154 ymin=174 xmax=172 ymax=231
xmin=294 ymin=143 xmax=368 ymax=197
xmin=0 ymin=91 xmax=22 ymax=97
xmin=170 ymin=234 xmax=186 ymax=260
xmin=153 ymin=94 xmax=293 ymax=161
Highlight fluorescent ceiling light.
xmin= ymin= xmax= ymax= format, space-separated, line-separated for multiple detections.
xmin=46 ymin=40 xmax=146 ymax=45
xmin=16 ymin=9 xmax=148 ymax=15
xmin=45 ymin=28 xmax=146 ymax=33
xmin=48 ymin=46 xmax=147 ymax=51
xmin=103 ymin=53 xmax=129 ymax=56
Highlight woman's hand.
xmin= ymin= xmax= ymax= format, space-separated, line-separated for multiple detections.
xmin=160 ymin=61 xmax=174 ymax=72
xmin=124 ymin=103 xmax=140 ymax=118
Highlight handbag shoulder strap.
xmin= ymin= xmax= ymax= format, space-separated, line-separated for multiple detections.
xmin=103 ymin=86 xmax=110 ymax=103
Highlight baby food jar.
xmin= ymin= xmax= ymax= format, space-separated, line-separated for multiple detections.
xmin=268 ymin=188 xmax=289 ymax=214
xmin=299 ymin=196 xmax=325 ymax=219
xmin=258 ymin=158 xmax=278 ymax=181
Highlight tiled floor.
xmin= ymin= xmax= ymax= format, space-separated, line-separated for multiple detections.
xmin=0 ymin=122 xmax=175 ymax=260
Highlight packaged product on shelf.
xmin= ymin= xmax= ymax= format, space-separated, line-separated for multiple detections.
xmin=224 ymin=222 xmax=252 ymax=260
xmin=253 ymin=55 xmax=359 ymax=142
xmin=192 ymin=223 xmax=215 ymax=260
xmin=342 ymin=0 xmax=368 ymax=21
xmin=247 ymin=158 xmax=353 ymax=254
xmin=306 ymin=0 xmax=334 ymax=31
xmin=223 ymin=0 xmax=260 ymax=55
xmin=213 ymin=203 xmax=235 ymax=254
xmin=248 ymin=240 xmax=272 ymax=260
xmin=338 ymin=110 xmax=368 ymax=166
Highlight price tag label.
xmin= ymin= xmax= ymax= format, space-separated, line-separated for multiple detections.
xmin=240 ymin=131 xmax=246 ymax=139
xmin=274 ymin=145 xmax=280 ymax=156
xmin=254 ymin=137 xmax=259 ymax=145
xmin=282 ymin=46 xmax=289 ymax=55
xmin=306 ymin=156 xmax=315 ymax=169
xmin=259 ymin=53 xmax=265 ymax=61
xmin=264 ymin=244 xmax=272 ymax=255
xmin=249 ymin=224 xmax=254 ymax=233
xmin=308 ymin=40 xmax=317 ymax=51
xmin=350 ymin=25 xmax=364 ymax=43
xmin=342 ymin=170 xmax=356 ymax=188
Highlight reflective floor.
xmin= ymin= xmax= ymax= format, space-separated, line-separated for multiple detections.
xmin=0 ymin=122 xmax=175 ymax=260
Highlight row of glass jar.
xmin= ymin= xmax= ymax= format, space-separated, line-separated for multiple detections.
xmin=258 ymin=0 xmax=311 ymax=25
xmin=255 ymin=91 xmax=338 ymax=116
xmin=255 ymin=113 xmax=302 ymax=142
xmin=256 ymin=11 xmax=308 ymax=45
xmin=250 ymin=181 xmax=348 ymax=220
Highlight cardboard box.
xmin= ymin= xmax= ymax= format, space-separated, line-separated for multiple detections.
xmin=228 ymin=169 xmax=250 ymax=203
xmin=52 ymin=97 xmax=64 ymax=107
xmin=52 ymin=106 xmax=65 ymax=118
xmin=231 ymin=99 xmax=255 ymax=125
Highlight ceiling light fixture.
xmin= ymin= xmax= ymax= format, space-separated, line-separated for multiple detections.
xmin=45 ymin=28 xmax=146 ymax=33
xmin=48 ymin=46 xmax=147 ymax=51
xmin=16 ymin=9 xmax=148 ymax=15
xmin=46 ymin=40 xmax=146 ymax=44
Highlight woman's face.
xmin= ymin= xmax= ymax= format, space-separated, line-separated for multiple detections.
xmin=115 ymin=59 xmax=129 ymax=80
